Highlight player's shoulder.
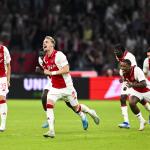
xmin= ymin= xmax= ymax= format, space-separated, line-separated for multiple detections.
xmin=125 ymin=52 xmax=136 ymax=62
xmin=56 ymin=51 xmax=66 ymax=57
xmin=126 ymin=51 xmax=135 ymax=57
xmin=3 ymin=45 xmax=9 ymax=52
xmin=0 ymin=45 xmax=7 ymax=50
xmin=143 ymin=57 xmax=149 ymax=62
xmin=135 ymin=66 xmax=142 ymax=72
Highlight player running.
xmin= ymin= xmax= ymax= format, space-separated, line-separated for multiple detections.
xmin=120 ymin=59 xmax=150 ymax=131
xmin=0 ymin=44 xmax=11 ymax=132
xmin=38 ymin=36 xmax=100 ymax=138
xmin=113 ymin=44 xmax=150 ymax=128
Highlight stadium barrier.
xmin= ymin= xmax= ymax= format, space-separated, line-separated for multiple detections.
xmin=9 ymin=75 xmax=121 ymax=100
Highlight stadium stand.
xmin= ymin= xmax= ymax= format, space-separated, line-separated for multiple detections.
xmin=0 ymin=0 xmax=150 ymax=74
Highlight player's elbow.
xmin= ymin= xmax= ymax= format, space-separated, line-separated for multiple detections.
xmin=64 ymin=65 xmax=70 ymax=73
xmin=143 ymin=82 xmax=147 ymax=88
xmin=141 ymin=81 xmax=147 ymax=88
xmin=65 ymin=68 xmax=70 ymax=74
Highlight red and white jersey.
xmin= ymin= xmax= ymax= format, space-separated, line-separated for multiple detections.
xmin=0 ymin=45 xmax=11 ymax=77
xmin=120 ymin=66 xmax=150 ymax=93
xmin=117 ymin=50 xmax=137 ymax=66
xmin=143 ymin=57 xmax=150 ymax=76
xmin=117 ymin=51 xmax=137 ymax=76
xmin=43 ymin=50 xmax=73 ymax=89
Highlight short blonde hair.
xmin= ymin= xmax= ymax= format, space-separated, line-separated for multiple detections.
xmin=45 ymin=36 xmax=56 ymax=47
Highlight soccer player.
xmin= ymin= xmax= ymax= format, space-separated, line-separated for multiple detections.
xmin=0 ymin=44 xmax=11 ymax=132
xmin=143 ymin=47 xmax=150 ymax=123
xmin=41 ymin=36 xmax=100 ymax=138
xmin=37 ymin=50 xmax=80 ymax=128
xmin=143 ymin=47 xmax=150 ymax=77
xmin=113 ymin=44 xmax=150 ymax=128
xmin=120 ymin=59 xmax=150 ymax=131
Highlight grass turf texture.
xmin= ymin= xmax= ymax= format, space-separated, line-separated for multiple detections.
xmin=0 ymin=100 xmax=150 ymax=150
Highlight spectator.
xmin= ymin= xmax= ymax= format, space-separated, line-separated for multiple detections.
xmin=0 ymin=0 xmax=150 ymax=74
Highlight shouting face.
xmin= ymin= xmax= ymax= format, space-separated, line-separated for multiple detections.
xmin=120 ymin=61 xmax=131 ymax=75
xmin=43 ymin=38 xmax=54 ymax=52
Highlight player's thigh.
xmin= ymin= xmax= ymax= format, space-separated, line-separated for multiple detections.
xmin=143 ymin=92 xmax=150 ymax=102
xmin=47 ymin=94 xmax=61 ymax=104
xmin=44 ymin=81 xmax=51 ymax=90
xmin=129 ymin=89 xmax=143 ymax=101
xmin=67 ymin=89 xmax=79 ymax=107
xmin=47 ymin=88 xmax=63 ymax=104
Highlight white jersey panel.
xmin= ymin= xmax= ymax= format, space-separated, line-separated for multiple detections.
xmin=55 ymin=51 xmax=73 ymax=87
xmin=124 ymin=52 xmax=137 ymax=66
xmin=134 ymin=66 xmax=150 ymax=89
xmin=143 ymin=58 xmax=150 ymax=76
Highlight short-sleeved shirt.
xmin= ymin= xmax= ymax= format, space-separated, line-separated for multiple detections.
xmin=120 ymin=66 xmax=150 ymax=93
xmin=43 ymin=50 xmax=73 ymax=89
xmin=117 ymin=51 xmax=137 ymax=76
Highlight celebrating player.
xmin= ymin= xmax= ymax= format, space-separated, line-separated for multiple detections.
xmin=39 ymin=36 xmax=100 ymax=138
xmin=0 ymin=44 xmax=11 ymax=132
xmin=143 ymin=47 xmax=150 ymax=124
xmin=120 ymin=59 xmax=150 ymax=131
xmin=37 ymin=50 xmax=83 ymax=129
xmin=113 ymin=44 xmax=150 ymax=128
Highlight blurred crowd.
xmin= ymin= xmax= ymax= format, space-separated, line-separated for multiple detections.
xmin=0 ymin=0 xmax=150 ymax=75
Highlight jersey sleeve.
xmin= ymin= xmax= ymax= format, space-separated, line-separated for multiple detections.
xmin=134 ymin=67 xmax=146 ymax=82
xmin=4 ymin=46 xmax=11 ymax=63
xmin=55 ymin=51 xmax=68 ymax=68
xmin=143 ymin=58 xmax=148 ymax=74
xmin=38 ymin=57 xmax=43 ymax=67
xmin=129 ymin=53 xmax=137 ymax=66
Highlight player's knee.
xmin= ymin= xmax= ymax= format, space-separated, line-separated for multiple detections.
xmin=0 ymin=96 xmax=6 ymax=101
xmin=129 ymin=99 xmax=136 ymax=108
xmin=140 ymin=99 xmax=147 ymax=105
xmin=73 ymin=104 xmax=81 ymax=113
xmin=46 ymin=100 xmax=54 ymax=109
xmin=46 ymin=103 xmax=54 ymax=109
xmin=120 ymin=95 xmax=128 ymax=101
xmin=120 ymin=95 xmax=128 ymax=104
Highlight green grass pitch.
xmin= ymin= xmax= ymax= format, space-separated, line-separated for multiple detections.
xmin=0 ymin=100 xmax=150 ymax=150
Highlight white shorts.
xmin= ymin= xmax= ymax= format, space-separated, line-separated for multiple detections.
xmin=47 ymin=86 xmax=79 ymax=106
xmin=129 ymin=88 xmax=150 ymax=102
xmin=121 ymin=82 xmax=131 ymax=95
xmin=0 ymin=77 xmax=9 ymax=97
xmin=44 ymin=81 xmax=52 ymax=90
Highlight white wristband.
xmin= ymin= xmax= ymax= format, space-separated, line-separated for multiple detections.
xmin=51 ymin=71 xmax=57 ymax=75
